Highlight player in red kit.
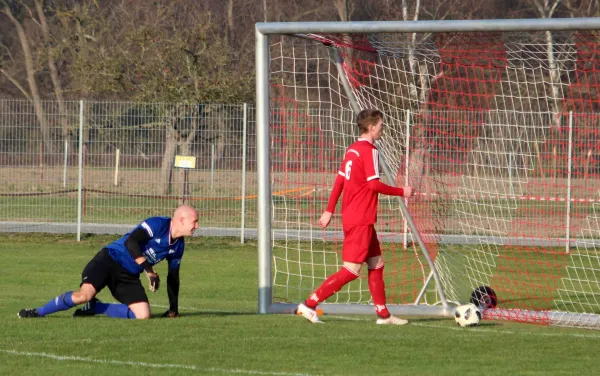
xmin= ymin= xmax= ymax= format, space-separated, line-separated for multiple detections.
xmin=296 ymin=109 xmax=413 ymax=325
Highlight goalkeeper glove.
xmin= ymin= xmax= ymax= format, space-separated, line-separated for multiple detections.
xmin=144 ymin=270 xmax=160 ymax=292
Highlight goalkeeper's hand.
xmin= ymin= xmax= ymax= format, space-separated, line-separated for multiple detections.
xmin=144 ymin=270 xmax=160 ymax=292
xmin=402 ymin=186 xmax=414 ymax=197
xmin=161 ymin=310 xmax=180 ymax=318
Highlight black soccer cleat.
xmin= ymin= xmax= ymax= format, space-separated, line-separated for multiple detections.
xmin=18 ymin=308 xmax=40 ymax=318
xmin=73 ymin=297 xmax=99 ymax=317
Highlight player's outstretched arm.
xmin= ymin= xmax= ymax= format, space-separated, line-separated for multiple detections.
xmin=162 ymin=267 xmax=180 ymax=317
xmin=368 ymin=179 xmax=413 ymax=197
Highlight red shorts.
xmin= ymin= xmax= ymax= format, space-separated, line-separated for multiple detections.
xmin=342 ymin=224 xmax=381 ymax=263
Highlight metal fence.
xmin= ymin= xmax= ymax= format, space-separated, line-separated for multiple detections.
xmin=3 ymin=99 xmax=600 ymax=242
xmin=0 ymin=99 xmax=257 ymax=240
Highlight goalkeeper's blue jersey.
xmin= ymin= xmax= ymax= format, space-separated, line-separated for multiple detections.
xmin=105 ymin=216 xmax=185 ymax=275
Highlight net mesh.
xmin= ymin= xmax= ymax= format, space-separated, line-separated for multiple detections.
xmin=269 ymin=30 xmax=600 ymax=327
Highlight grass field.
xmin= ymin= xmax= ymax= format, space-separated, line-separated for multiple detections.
xmin=1 ymin=234 xmax=599 ymax=376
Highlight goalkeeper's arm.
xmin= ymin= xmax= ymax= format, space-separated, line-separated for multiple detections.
xmin=125 ymin=228 xmax=160 ymax=291
xmin=163 ymin=267 xmax=180 ymax=317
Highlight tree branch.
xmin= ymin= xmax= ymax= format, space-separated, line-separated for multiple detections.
xmin=0 ymin=68 xmax=32 ymax=100
xmin=548 ymin=0 xmax=562 ymax=17
xmin=532 ymin=0 xmax=547 ymax=16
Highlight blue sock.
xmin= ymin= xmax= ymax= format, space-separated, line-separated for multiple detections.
xmin=94 ymin=301 xmax=136 ymax=319
xmin=37 ymin=291 xmax=76 ymax=317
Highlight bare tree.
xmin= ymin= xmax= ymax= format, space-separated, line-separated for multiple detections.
xmin=332 ymin=0 xmax=355 ymax=21
xmin=2 ymin=1 xmax=52 ymax=152
xmin=520 ymin=0 xmax=563 ymax=180
xmin=533 ymin=0 xmax=563 ymax=122
xmin=65 ymin=0 xmax=252 ymax=194
xmin=34 ymin=0 xmax=68 ymax=141
xmin=362 ymin=0 xmax=485 ymax=183
xmin=556 ymin=0 xmax=600 ymax=179
xmin=263 ymin=0 xmax=267 ymax=21
xmin=562 ymin=0 xmax=600 ymax=17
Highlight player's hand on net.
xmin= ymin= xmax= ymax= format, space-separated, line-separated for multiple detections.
xmin=144 ymin=270 xmax=160 ymax=292
xmin=403 ymin=186 xmax=414 ymax=197
xmin=161 ymin=310 xmax=180 ymax=318
xmin=318 ymin=211 xmax=333 ymax=229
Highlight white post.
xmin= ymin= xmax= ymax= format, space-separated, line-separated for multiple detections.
xmin=403 ymin=110 xmax=411 ymax=248
xmin=509 ymin=152 xmax=514 ymax=196
xmin=63 ymin=140 xmax=68 ymax=188
xmin=566 ymin=111 xmax=573 ymax=253
xmin=256 ymin=28 xmax=272 ymax=314
xmin=211 ymin=144 xmax=215 ymax=190
xmin=77 ymin=100 xmax=84 ymax=241
xmin=241 ymin=103 xmax=248 ymax=243
xmin=114 ymin=148 xmax=120 ymax=186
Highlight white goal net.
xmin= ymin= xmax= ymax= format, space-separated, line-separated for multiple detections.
xmin=257 ymin=20 xmax=600 ymax=328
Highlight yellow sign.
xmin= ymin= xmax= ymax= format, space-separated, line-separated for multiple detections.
xmin=174 ymin=155 xmax=196 ymax=169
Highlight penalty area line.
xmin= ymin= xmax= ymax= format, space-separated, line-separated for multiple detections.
xmin=0 ymin=349 xmax=317 ymax=376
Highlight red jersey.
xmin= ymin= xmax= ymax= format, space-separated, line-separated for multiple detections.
xmin=337 ymin=138 xmax=380 ymax=226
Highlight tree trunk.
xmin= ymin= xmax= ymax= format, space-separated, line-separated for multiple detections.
xmin=546 ymin=30 xmax=563 ymax=131
xmin=263 ymin=0 xmax=268 ymax=21
xmin=546 ymin=29 xmax=561 ymax=183
xmin=403 ymin=0 xmax=421 ymax=103
xmin=4 ymin=5 xmax=53 ymax=153
xmin=332 ymin=0 xmax=352 ymax=21
xmin=160 ymin=126 xmax=178 ymax=195
xmin=227 ymin=0 xmax=234 ymax=42
xmin=35 ymin=0 xmax=69 ymax=140
xmin=584 ymin=149 xmax=592 ymax=180
xmin=177 ymin=129 xmax=197 ymax=205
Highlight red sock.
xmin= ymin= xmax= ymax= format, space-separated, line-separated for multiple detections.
xmin=368 ymin=266 xmax=390 ymax=318
xmin=305 ymin=267 xmax=359 ymax=309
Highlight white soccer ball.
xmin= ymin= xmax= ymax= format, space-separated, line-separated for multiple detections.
xmin=454 ymin=303 xmax=481 ymax=327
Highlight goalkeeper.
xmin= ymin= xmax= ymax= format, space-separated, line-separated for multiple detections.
xmin=18 ymin=205 xmax=199 ymax=320
xmin=296 ymin=109 xmax=413 ymax=325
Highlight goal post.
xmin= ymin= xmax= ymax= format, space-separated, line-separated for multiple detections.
xmin=256 ymin=18 xmax=600 ymax=328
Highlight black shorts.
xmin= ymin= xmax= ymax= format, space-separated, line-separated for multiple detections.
xmin=81 ymin=248 xmax=148 ymax=306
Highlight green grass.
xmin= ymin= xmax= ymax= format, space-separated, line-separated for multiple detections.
xmin=272 ymin=237 xmax=600 ymax=314
xmin=1 ymin=234 xmax=600 ymax=376
xmin=0 ymin=195 xmax=258 ymax=227
xmin=2 ymin=191 xmax=595 ymax=235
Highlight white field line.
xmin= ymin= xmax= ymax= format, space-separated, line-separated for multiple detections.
xmin=6 ymin=336 xmax=147 ymax=346
xmin=0 ymin=349 xmax=317 ymax=376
